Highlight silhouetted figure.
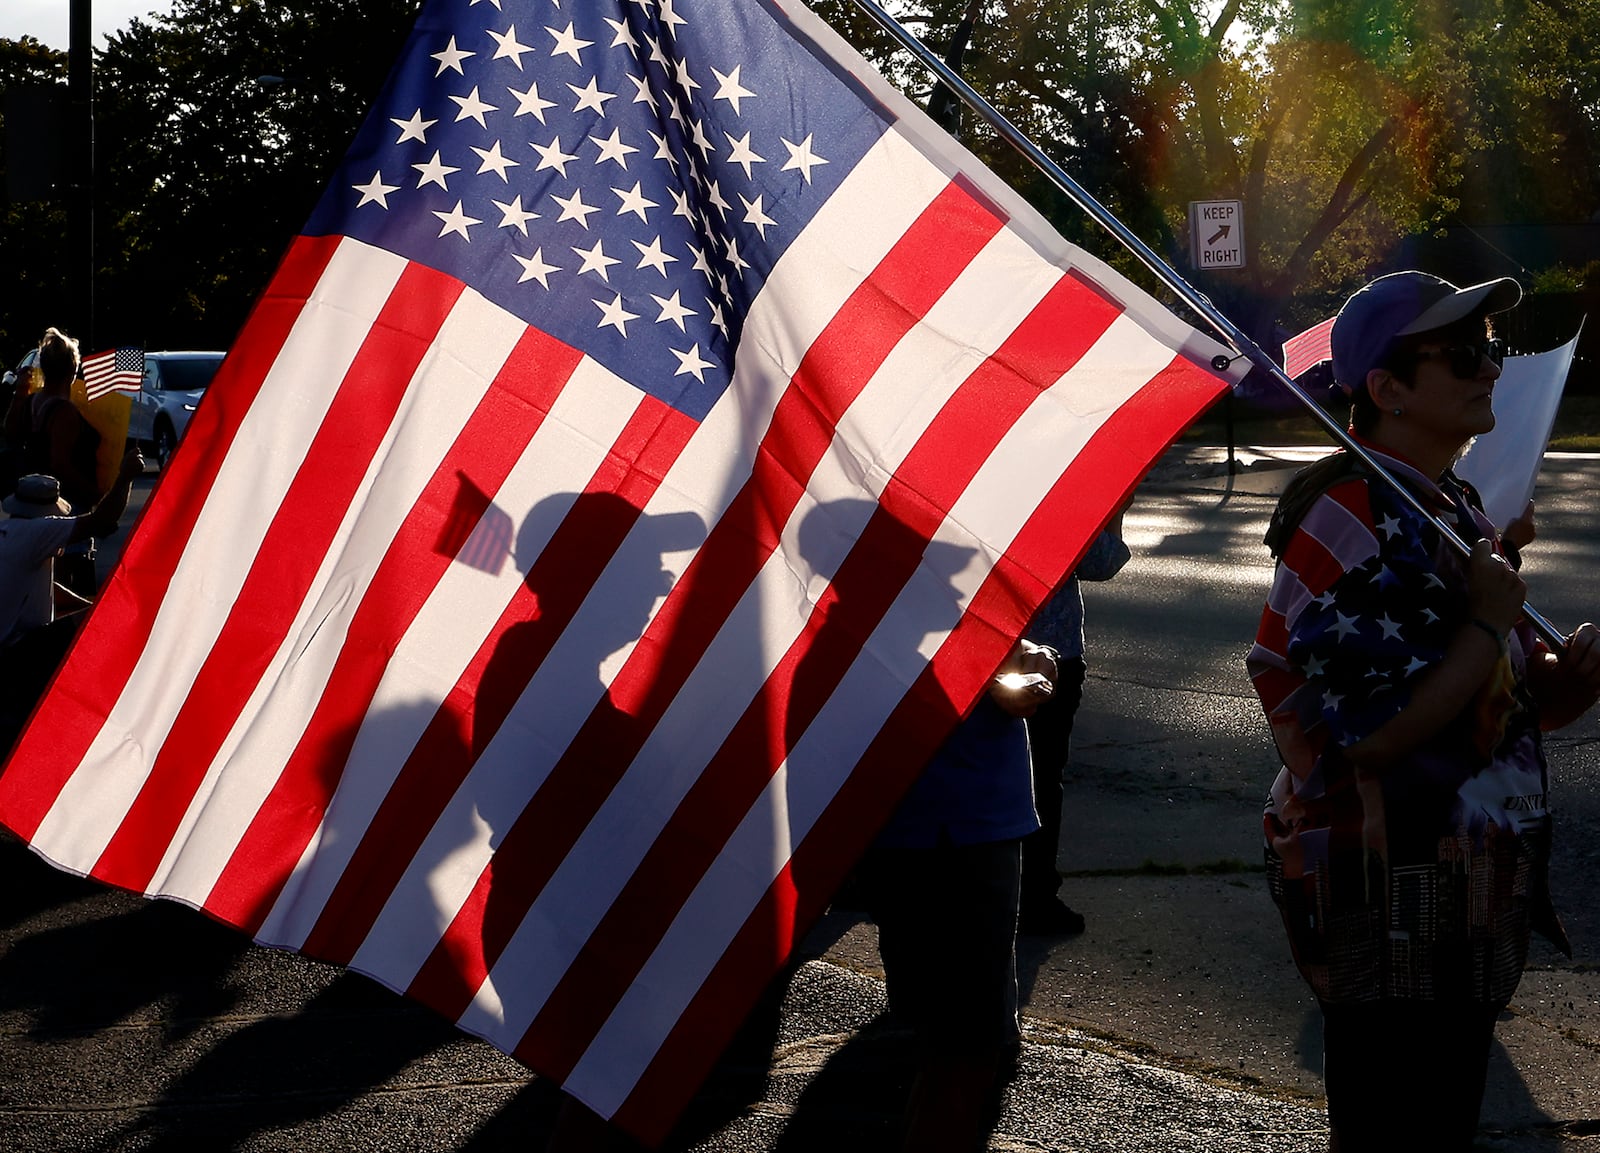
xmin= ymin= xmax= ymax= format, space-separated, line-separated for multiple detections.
xmin=792 ymin=499 xmax=1053 ymax=1153
xmin=6 ymin=328 xmax=105 ymax=597
xmin=0 ymin=449 xmax=143 ymax=740
xmin=1020 ymin=519 xmax=1129 ymax=936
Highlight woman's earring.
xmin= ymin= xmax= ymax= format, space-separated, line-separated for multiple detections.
xmin=1392 ymin=407 xmax=1403 ymax=416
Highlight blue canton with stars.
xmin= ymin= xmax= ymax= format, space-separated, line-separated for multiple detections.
xmin=304 ymin=0 xmax=893 ymax=422
xmin=1285 ymin=480 xmax=1481 ymax=748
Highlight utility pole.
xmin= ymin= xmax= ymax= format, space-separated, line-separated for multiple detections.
xmin=69 ymin=0 xmax=95 ymax=348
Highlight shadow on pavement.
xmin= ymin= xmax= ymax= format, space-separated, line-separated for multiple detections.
xmin=96 ymin=973 xmax=465 ymax=1152
xmin=769 ymin=1012 xmax=915 ymax=1153
xmin=0 ymin=897 xmax=246 ymax=1046
xmin=0 ymin=831 xmax=103 ymax=934
xmin=0 ymin=831 xmax=483 ymax=1152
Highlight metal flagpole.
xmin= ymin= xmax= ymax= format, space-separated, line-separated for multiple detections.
xmin=847 ymin=0 xmax=1566 ymax=649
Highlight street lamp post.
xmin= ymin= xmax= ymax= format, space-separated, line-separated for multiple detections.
xmin=69 ymin=0 xmax=95 ymax=348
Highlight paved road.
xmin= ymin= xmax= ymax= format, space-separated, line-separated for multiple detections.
xmin=4 ymin=448 xmax=1599 ymax=1151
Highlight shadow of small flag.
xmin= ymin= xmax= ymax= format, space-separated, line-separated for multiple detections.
xmin=435 ymin=470 xmax=514 ymax=576
xmin=926 ymin=3 xmax=980 ymax=136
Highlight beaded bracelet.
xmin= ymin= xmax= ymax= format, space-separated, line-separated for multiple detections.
xmin=1469 ymin=617 xmax=1510 ymax=658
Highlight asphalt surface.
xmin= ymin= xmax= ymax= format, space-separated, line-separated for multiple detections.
xmin=3 ymin=445 xmax=1599 ymax=1151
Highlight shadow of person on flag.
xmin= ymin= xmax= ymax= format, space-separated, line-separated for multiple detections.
xmin=470 ymin=490 xmax=705 ymax=1152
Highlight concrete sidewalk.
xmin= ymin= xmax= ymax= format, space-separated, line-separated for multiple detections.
xmin=0 ymin=829 xmax=1326 ymax=1153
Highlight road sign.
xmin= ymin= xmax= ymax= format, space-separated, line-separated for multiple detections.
xmin=1188 ymin=200 xmax=1245 ymax=270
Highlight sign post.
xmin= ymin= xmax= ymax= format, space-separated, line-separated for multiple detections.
xmin=1188 ymin=200 xmax=1244 ymax=270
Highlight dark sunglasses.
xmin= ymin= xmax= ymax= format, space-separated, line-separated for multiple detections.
xmin=1410 ymin=339 xmax=1507 ymax=380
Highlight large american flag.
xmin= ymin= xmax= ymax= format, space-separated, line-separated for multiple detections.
xmin=0 ymin=0 xmax=1233 ymax=1140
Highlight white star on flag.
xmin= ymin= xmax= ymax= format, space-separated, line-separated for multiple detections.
xmin=412 ymin=150 xmax=459 ymax=189
xmin=572 ymin=237 xmax=620 ymax=279
xmin=632 ymin=235 xmax=676 ymax=275
xmin=431 ymin=35 xmax=473 ymax=75
xmin=512 ymin=247 xmax=559 ymax=287
xmin=670 ymin=341 xmax=715 ymax=381
xmin=450 ymin=86 xmax=498 ymax=126
xmin=508 ymin=81 xmax=557 ymax=120
xmin=547 ymin=21 xmax=592 ymax=64
xmin=471 ymin=141 xmax=520 ymax=180
xmin=651 ymin=290 xmax=697 ymax=331
xmin=489 ymin=24 xmax=533 ymax=68
xmin=353 ymin=171 xmax=400 ymax=208
xmin=433 ymin=201 xmax=482 ymax=239
xmin=781 ymin=133 xmax=827 ymax=181
xmin=493 ymin=195 xmax=539 ymax=234
xmin=390 ymin=109 xmax=435 ymax=142
xmin=552 ymin=188 xmax=600 ymax=228
xmin=712 ymin=64 xmax=755 ymax=113
xmin=595 ymin=293 xmax=640 ymax=335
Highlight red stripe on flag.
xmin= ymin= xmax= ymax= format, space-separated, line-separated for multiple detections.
xmin=0 ymin=235 xmax=343 ymax=841
xmin=299 ymin=395 xmax=698 ymax=965
xmin=515 ymin=273 xmax=1125 ymax=1080
xmin=201 ymin=324 xmax=586 ymax=930
xmin=614 ymin=354 xmax=1226 ymax=1142
xmin=89 ymin=262 xmax=466 ymax=894
xmin=1251 ymin=658 xmax=1302 ymax=717
xmin=1280 ymin=530 xmax=1347 ymax=604
xmin=1278 ymin=475 xmax=1379 ymax=600
xmin=399 ymin=179 xmax=1007 ymax=1022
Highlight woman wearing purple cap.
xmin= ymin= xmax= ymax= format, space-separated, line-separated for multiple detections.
xmin=1248 ymin=272 xmax=1600 ymax=1149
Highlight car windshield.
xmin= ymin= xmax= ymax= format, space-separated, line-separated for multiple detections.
xmin=160 ymin=357 xmax=223 ymax=393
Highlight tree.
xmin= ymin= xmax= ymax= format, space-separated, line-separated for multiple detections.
xmin=810 ymin=0 xmax=1600 ymax=348
xmin=89 ymin=0 xmax=422 ymax=350
xmin=8 ymin=0 xmax=1600 ymax=363
xmin=0 ymin=36 xmax=72 ymax=357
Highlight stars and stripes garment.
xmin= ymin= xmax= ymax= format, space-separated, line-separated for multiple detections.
xmin=81 ymin=347 xmax=146 ymax=401
xmin=1248 ymin=444 xmax=1557 ymax=1006
xmin=1 ymin=0 xmax=1233 ymax=1139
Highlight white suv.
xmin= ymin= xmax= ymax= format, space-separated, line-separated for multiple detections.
xmin=128 ymin=351 xmax=225 ymax=465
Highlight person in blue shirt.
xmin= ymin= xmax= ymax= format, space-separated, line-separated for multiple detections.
xmin=859 ymin=637 xmax=1058 ymax=1153
xmin=1021 ymin=521 xmax=1130 ymax=935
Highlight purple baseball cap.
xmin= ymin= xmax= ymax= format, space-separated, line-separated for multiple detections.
xmin=1329 ymin=271 xmax=1521 ymax=394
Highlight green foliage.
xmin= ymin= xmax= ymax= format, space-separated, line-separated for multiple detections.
xmin=811 ymin=0 xmax=1600 ymax=345
xmin=89 ymin=0 xmax=422 ymax=349
xmin=0 ymin=0 xmax=419 ymax=358
xmin=0 ymin=37 xmax=71 ymax=357
xmin=4 ymin=0 xmax=1600 ymax=362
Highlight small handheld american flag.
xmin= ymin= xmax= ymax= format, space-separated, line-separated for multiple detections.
xmin=1280 ymin=317 xmax=1335 ymax=381
xmin=81 ymin=347 xmax=146 ymax=401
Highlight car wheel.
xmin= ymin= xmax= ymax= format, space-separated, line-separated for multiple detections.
xmin=153 ymin=419 xmax=177 ymax=467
